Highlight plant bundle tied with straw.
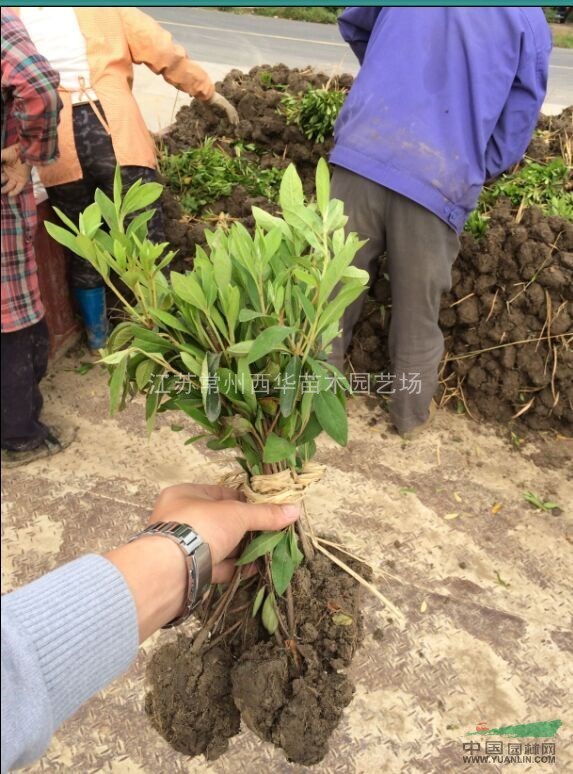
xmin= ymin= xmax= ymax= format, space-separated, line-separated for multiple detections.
xmin=47 ymin=159 xmax=403 ymax=763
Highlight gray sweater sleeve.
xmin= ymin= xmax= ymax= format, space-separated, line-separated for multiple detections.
xmin=1 ymin=554 xmax=139 ymax=772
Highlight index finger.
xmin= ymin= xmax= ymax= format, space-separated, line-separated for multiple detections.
xmin=166 ymin=483 xmax=245 ymax=503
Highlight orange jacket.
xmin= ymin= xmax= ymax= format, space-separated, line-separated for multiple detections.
xmin=13 ymin=7 xmax=214 ymax=187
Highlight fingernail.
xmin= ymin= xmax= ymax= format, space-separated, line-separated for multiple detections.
xmin=281 ymin=504 xmax=300 ymax=521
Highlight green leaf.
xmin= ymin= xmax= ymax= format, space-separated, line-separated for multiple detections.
xmin=107 ymin=321 xmax=134 ymax=350
xmin=176 ymin=400 xmax=218 ymax=432
xmin=252 ymin=587 xmax=266 ymax=618
xmin=52 ymin=205 xmax=80 ymax=234
xmin=44 ymin=222 xmax=87 ymax=259
xmin=200 ymin=353 xmax=221 ymax=423
xmin=145 ymin=385 xmax=160 ymax=436
xmin=279 ymin=356 xmax=301 ymax=418
xmin=239 ymin=309 xmax=269 ymax=323
xmin=271 ymin=535 xmax=296 ymax=596
xmin=318 ymin=239 xmax=365 ymax=306
xmin=293 ymin=286 xmax=315 ymax=323
xmin=227 ymin=341 xmax=254 ymax=357
xmin=126 ymin=209 xmax=154 ymax=239
xmin=252 ymin=206 xmax=292 ymax=239
xmin=207 ymin=434 xmax=236 ymax=451
xmin=247 ymin=325 xmax=295 ymax=364
xmin=109 ymin=355 xmax=128 ymax=415
xmin=180 ymin=351 xmax=202 ymax=377
xmin=315 ymin=157 xmax=330 ymax=216
xmin=342 ymin=265 xmax=370 ymax=283
xmin=135 ymin=359 xmax=156 ymax=390
xmin=94 ymin=189 xmax=118 ymax=231
xmin=314 ymin=389 xmax=348 ymax=445
xmin=289 ymin=527 xmax=304 ymax=569
xmin=293 ymin=268 xmax=318 ymax=287
xmin=237 ymin=357 xmax=257 ymax=412
xmin=263 ymin=433 xmax=296 ymax=463
xmin=296 ymin=413 xmax=322 ymax=445
xmin=121 ymin=181 xmax=163 ymax=216
xmin=184 ymin=433 xmax=209 ymax=445
xmin=261 ymin=592 xmax=279 ymax=635
xmin=300 ymin=389 xmax=313 ymax=429
xmin=171 ymin=271 xmax=208 ymax=310
xmin=236 ymin=530 xmax=285 ymax=564
xmin=79 ymin=202 xmax=102 ymax=237
xmin=100 ymin=349 xmax=131 ymax=365
xmin=113 ymin=165 xmax=122 ymax=208
xmin=317 ymin=284 xmax=366 ymax=333
xmin=149 ymin=308 xmax=189 ymax=334
xmin=279 ymin=163 xmax=304 ymax=211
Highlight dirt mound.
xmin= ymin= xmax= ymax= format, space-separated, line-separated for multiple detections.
xmin=349 ymin=202 xmax=573 ymax=434
xmin=145 ymin=554 xmax=364 ymax=765
xmin=161 ymin=65 xmax=353 ymax=258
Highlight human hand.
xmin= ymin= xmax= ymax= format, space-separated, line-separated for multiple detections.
xmin=151 ymin=483 xmax=299 ymax=583
xmin=1 ymin=144 xmax=32 ymax=196
xmin=206 ymin=91 xmax=239 ymax=125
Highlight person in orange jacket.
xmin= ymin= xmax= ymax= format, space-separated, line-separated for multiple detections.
xmin=16 ymin=7 xmax=238 ymax=349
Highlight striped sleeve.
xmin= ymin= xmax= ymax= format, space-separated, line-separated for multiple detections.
xmin=0 ymin=8 xmax=61 ymax=165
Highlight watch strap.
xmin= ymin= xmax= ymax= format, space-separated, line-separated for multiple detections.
xmin=128 ymin=521 xmax=212 ymax=628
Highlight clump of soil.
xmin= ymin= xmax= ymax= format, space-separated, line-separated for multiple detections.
xmin=145 ymin=554 xmax=365 ymax=765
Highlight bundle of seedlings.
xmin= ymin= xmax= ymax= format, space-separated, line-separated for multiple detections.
xmin=47 ymin=162 xmax=402 ymax=764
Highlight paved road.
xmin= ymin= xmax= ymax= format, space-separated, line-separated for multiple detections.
xmin=146 ymin=7 xmax=572 ymax=111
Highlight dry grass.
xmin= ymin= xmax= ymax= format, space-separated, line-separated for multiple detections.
xmin=550 ymin=23 xmax=573 ymax=49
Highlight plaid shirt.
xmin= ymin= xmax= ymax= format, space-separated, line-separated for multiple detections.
xmin=1 ymin=9 xmax=61 ymax=332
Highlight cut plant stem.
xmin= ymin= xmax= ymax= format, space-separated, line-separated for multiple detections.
xmin=286 ymin=583 xmax=296 ymax=638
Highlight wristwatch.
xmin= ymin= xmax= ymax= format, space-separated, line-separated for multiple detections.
xmin=128 ymin=521 xmax=212 ymax=628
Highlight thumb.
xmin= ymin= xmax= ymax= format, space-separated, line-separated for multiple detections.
xmin=237 ymin=501 xmax=300 ymax=534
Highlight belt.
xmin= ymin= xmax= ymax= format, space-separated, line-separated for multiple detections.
xmin=71 ymin=88 xmax=98 ymax=106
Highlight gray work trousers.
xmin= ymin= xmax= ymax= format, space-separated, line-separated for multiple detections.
xmin=330 ymin=167 xmax=459 ymax=434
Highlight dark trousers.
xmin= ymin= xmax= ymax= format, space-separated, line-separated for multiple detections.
xmin=46 ymin=103 xmax=165 ymax=289
xmin=1 ymin=318 xmax=49 ymax=450
xmin=330 ymin=167 xmax=460 ymax=434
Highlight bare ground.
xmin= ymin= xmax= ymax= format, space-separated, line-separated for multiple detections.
xmin=2 ymin=348 xmax=572 ymax=773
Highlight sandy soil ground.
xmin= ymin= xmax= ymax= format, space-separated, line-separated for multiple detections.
xmin=2 ymin=347 xmax=572 ymax=773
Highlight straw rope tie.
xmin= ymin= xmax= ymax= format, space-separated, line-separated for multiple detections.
xmin=222 ymin=462 xmax=326 ymax=504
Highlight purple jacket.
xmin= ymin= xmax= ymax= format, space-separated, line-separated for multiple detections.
xmin=331 ymin=7 xmax=552 ymax=232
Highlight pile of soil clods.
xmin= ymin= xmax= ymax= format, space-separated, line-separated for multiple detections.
xmin=145 ymin=554 xmax=364 ymax=765
xmin=160 ymin=64 xmax=353 ymax=257
xmin=348 ymin=202 xmax=573 ymax=434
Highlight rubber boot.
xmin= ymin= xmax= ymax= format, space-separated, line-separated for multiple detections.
xmin=73 ymin=286 xmax=108 ymax=351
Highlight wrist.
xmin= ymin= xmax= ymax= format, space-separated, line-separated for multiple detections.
xmin=105 ymin=535 xmax=188 ymax=642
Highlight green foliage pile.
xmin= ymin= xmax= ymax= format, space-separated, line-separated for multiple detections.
xmin=280 ymin=86 xmax=347 ymax=144
xmin=159 ymin=138 xmax=282 ymax=215
xmin=46 ymin=161 xmax=368 ymax=632
xmin=465 ymin=158 xmax=572 ymax=239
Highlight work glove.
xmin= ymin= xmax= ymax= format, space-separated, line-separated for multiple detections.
xmin=206 ymin=91 xmax=239 ymax=125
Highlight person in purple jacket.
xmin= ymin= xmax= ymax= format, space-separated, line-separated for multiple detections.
xmin=330 ymin=7 xmax=552 ymax=438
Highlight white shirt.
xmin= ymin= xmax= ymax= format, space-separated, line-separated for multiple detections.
xmin=20 ymin=8 xmax=91 ymax=93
